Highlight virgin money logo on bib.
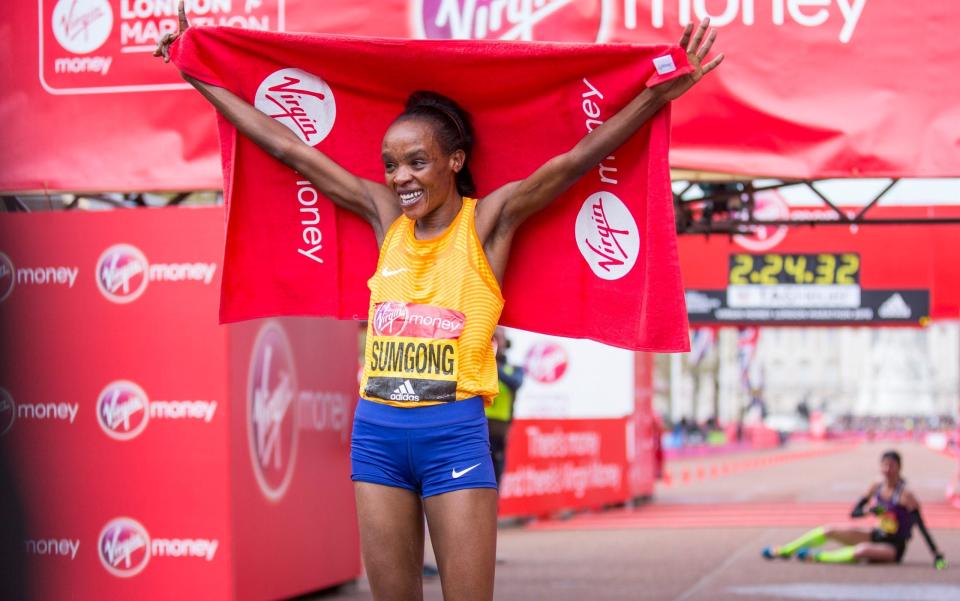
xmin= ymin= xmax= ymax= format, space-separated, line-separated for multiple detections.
xmin=575 ymin=191 xmax=640 ymax=281
xmin=247 ymin=321 xmax=299 ymax=501
xmin=52 ymin=0 xmax=113 ymax=54
xmin=525 ymin=342 xmax=568 ymax=384
xmin=0 ymin=252 xmax=14 ymax=303
xmin=373 ymin=302 xmax=410 ymax=337
xmin=96 ymin=380 xmax=150 ymax=441
xmin=255 ymin=69 xmax=336 ymax=146
xmin=414 ymin=0 xmax=613 ymax=42
xmin=99 ymin=517 xmax=150 ymax=578
xmin=96 ymin=244 xmax=148 ymax=303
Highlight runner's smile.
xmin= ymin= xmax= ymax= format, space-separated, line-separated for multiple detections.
xmin=382 ymin=119 xmax=461 ymax=225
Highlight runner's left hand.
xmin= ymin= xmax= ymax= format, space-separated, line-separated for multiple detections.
xmin=649 ymin=18 xmax=724 ymax=102
xmin=152 ymin=1 xmax=189 ymax=63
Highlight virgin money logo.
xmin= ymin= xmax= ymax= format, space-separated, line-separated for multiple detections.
xmin=525 ymin=342 xmax=568 ymax=384
xmin=96 ymin=380 xmax=149 ymax=441
xmin=0 ymin=387 xmax=15 ymax=436
xmin=0 ymin=252 xmax=14 ymax=303
xmin=575 ymin=191 xmax=640 ymax=281
xmin=373 ymin=302 xmax=410 ymax=337
xmin=95 ymin=243 xmax=217 ymax=303
xmin=414 ymin=0 xmax=614 ymax=42
xmin=255 ymin=68 xmax=336 ymax=147
xmin=96 ymin=244 xmax=148 ymax=303
xmin=247 ymin=321 xmax=299 ymax=501
xmin=733 ymin=191 xmax=789 ymax=252
xmin=99 ymin=517 xmax=150 ymax=578
xmin=52 ymin=0 xmax=113 ymax=54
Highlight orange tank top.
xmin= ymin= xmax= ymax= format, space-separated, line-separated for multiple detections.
xmin=360 ymin=197 xmax=504 ymax=407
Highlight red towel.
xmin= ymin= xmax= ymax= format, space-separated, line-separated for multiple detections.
xmin=171 ymin=28 xmax=690 ymax=352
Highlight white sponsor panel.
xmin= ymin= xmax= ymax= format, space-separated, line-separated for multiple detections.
xmin=727 ymin=284 xmax=861 ymax=308
xmin=505 ymin=328 xmax=633 ymax=419
xmin=95 ymin=243 xmax=217 ymax=304
xmin=98 ymin=517 xmax=218 ymax=579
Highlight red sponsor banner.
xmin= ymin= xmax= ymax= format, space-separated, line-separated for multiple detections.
xmin=678 ymin=203 xmax=960 ymax=322
xmin=0 ymin=207 xmax=360 ymax=600
xmin=499 ymin=417 xmax=631 ymax=516
xmin=2 ymin=1 xmax=958 ymax=192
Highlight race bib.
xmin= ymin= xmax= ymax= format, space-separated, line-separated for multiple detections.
xmin=364 ymin=302 xmax=465 ymax=403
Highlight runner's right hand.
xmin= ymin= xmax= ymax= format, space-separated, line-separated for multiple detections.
xmin=153 ymin=1 xmax=189 ymax=63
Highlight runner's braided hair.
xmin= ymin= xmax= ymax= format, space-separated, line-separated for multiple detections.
xmin=398 ymin=91 xmax=476 ymax=197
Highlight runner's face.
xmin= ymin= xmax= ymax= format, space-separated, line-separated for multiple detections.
xmin=382 ymin=119 xmax=461 ymax=221
xmin=880 ymin=458 xmax=900 ymax=480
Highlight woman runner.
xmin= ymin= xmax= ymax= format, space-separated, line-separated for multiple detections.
xmin=156 ymin=4 xmax=723 ymax=599
xmin=762 ymin=450 xmax=946 ymax=568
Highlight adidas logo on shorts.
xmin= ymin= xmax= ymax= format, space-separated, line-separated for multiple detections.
xmin=389 ymin=380 xmax=420 ymax=402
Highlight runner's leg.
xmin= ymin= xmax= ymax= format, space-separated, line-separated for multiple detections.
xmin=355 ymin=482 xmax=425 ymax=601
xmin=424 ymin=488 xmax=498 ymax=601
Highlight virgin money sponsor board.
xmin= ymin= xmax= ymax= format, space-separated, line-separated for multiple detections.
xmin=229 ymin=317 xmax=361 ymax=600
xmin=0 ymin=207 xmax=360 ymax=600
xmin=4 ymin=1 xmax=958 ymax=192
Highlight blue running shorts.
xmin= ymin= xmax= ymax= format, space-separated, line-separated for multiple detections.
xmin=350 ymin=397 xmax=498 ymax=498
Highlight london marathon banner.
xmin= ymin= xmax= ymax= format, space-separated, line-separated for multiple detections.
xmin=2 ymin=1 xmax=959 ymax=193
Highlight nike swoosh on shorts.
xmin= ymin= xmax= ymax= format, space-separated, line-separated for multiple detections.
xmin=451 ymin=463 xmax=481 ymax=479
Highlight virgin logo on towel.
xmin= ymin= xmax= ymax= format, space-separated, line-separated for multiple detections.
xmin=247 ymin=321 xmax=299 ymax=501
xmin=52 ymin=0 xmax=113 ymax=54
xmin=96 ymin=380 xmax=150 ymax=441
xmin=575 ymin=191 xmax=640 ymax=281
xmin=255 ymin=68 xmax=337 ymax=146
xmin=414 ymin=0 xmax=613 ymax=42
xmin=525 ymin=342 xmax=568 ymax=384
xmin=99 ymin=517 xmax=150 ymax=578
